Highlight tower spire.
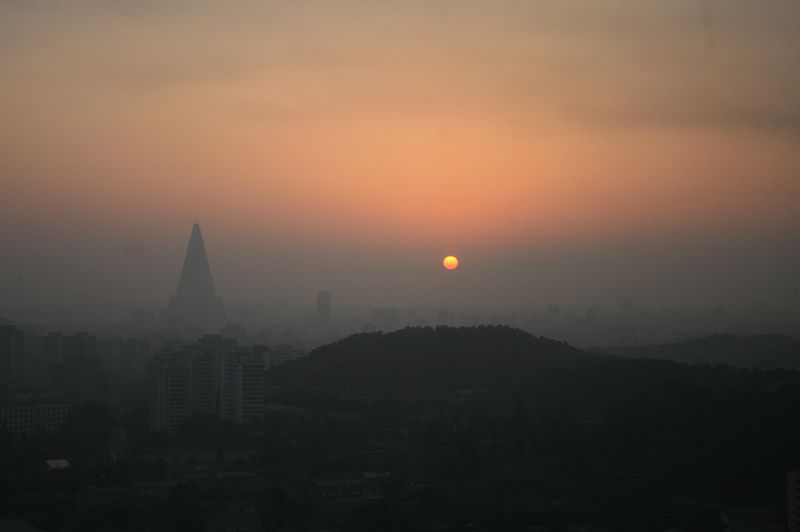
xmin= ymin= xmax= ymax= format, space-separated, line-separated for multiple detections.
xmin=164 ymin=223 xmax=225 ymax=332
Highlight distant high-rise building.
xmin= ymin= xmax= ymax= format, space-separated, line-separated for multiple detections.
xmin=0 ymin=325 xmax=24 ymax=396
xmin=147 ymin=334 xmax=269 ymax=432
xmin=316 ymin=290 xmax=331 ymax=328
xmin=221 ymin=351 xmax=265 ymax=424
xmin=148 ymin=353 xmax=190 ymax=433
xmin=197 ymin=333 xmax=238 ymax=353
xmin=185 ymin=334 xmax=239 ymax=417
xmin=41 ymin=331 xmax=96 ymax=365
xmin=164 ymin=223 xmax=225 ymax=333
xmin=118 ymin=339 xmax=152 ymax=381
xmin=66 ymin=332 xmax=96 ymax=359
xmin=221 ymin=323 xmax=248 ymax=343
xmin=40 ymin=331 xmax=102 ymax=397
xmin=41 ymin=332 xmax=65 ymax=366
xmin=186 ymin=349 xmax=220 ymax=416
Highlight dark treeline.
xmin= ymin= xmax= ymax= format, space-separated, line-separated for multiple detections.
xmin=2 ymin=326 xmax=800 ymax=531
xmin=600 ymin=332 xmax=800 ymax=370
xmin=260 ymin=326 xmax=800 ymax=529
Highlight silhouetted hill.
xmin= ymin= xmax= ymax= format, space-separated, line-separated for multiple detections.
xmin=267 ymin=327 xmax=800 ymax=419
xmin=600 ymin=333 xmax=800 ymax=370
xmin=267 ymin=326 xmax=598 ymax=394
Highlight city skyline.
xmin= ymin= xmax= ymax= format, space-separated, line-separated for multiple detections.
xmin=1 ymin=1 xmax=799 ymax=318
xmin=1 ymin=3 xmax=799 ymax=528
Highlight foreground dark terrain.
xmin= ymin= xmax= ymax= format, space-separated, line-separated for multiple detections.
xmin=2 ymin=326 xmax=799 ymax=531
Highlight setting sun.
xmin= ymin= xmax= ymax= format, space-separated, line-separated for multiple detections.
xmin=442 ymin=255 xmax=459 ymax=270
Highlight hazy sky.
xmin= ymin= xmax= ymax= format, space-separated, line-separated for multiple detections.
xmin=1 ymin=1 xmax=799 ymax=319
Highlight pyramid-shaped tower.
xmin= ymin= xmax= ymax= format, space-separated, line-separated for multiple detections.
xmin=164 ymin=223 xmax=225 ymax=332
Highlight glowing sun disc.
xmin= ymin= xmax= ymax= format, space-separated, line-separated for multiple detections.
xmin=442 ymin=255 xmax=459 ymax=270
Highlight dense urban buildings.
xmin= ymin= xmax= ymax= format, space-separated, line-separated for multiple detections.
xmin=147 ymin=353 xmax=190 ymax=434
xmin=1 ymin=220 xmax=799 ymax=530
xmin=2 ymin=0 xmax=800 ymax=528
xmin=221 ymin=351 xmax=266 ymax=424
xmin=146 ymin=336 xmax=294 ymax=432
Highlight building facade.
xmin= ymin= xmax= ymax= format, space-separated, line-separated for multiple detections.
xmin=0 ymin=400 xmax=72 ymax=435
xmin=147 ymin=336 xmax=267 ymax=432
xmin=147 ymin=353 xmax=190 ymax=433
xmin=221 ymin=352 xmax=265 ymax=424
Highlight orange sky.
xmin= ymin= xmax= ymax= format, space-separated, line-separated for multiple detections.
xmin=1 ymin=1 xmax=798 ymax=309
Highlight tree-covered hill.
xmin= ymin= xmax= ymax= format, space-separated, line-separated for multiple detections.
xmin=600 ymin=333 xmax=800 ymax=370
xmin=266 ymin=326 xmax=800 ymax=417
xmin=263 ymin=326 xmax=800 ymax=518
xmin=266 ymin=326 xmax=599 ymax=394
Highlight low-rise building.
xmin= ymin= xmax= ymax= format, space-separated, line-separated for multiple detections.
xmin=0 ymin=400 xmax=72 ymax=435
